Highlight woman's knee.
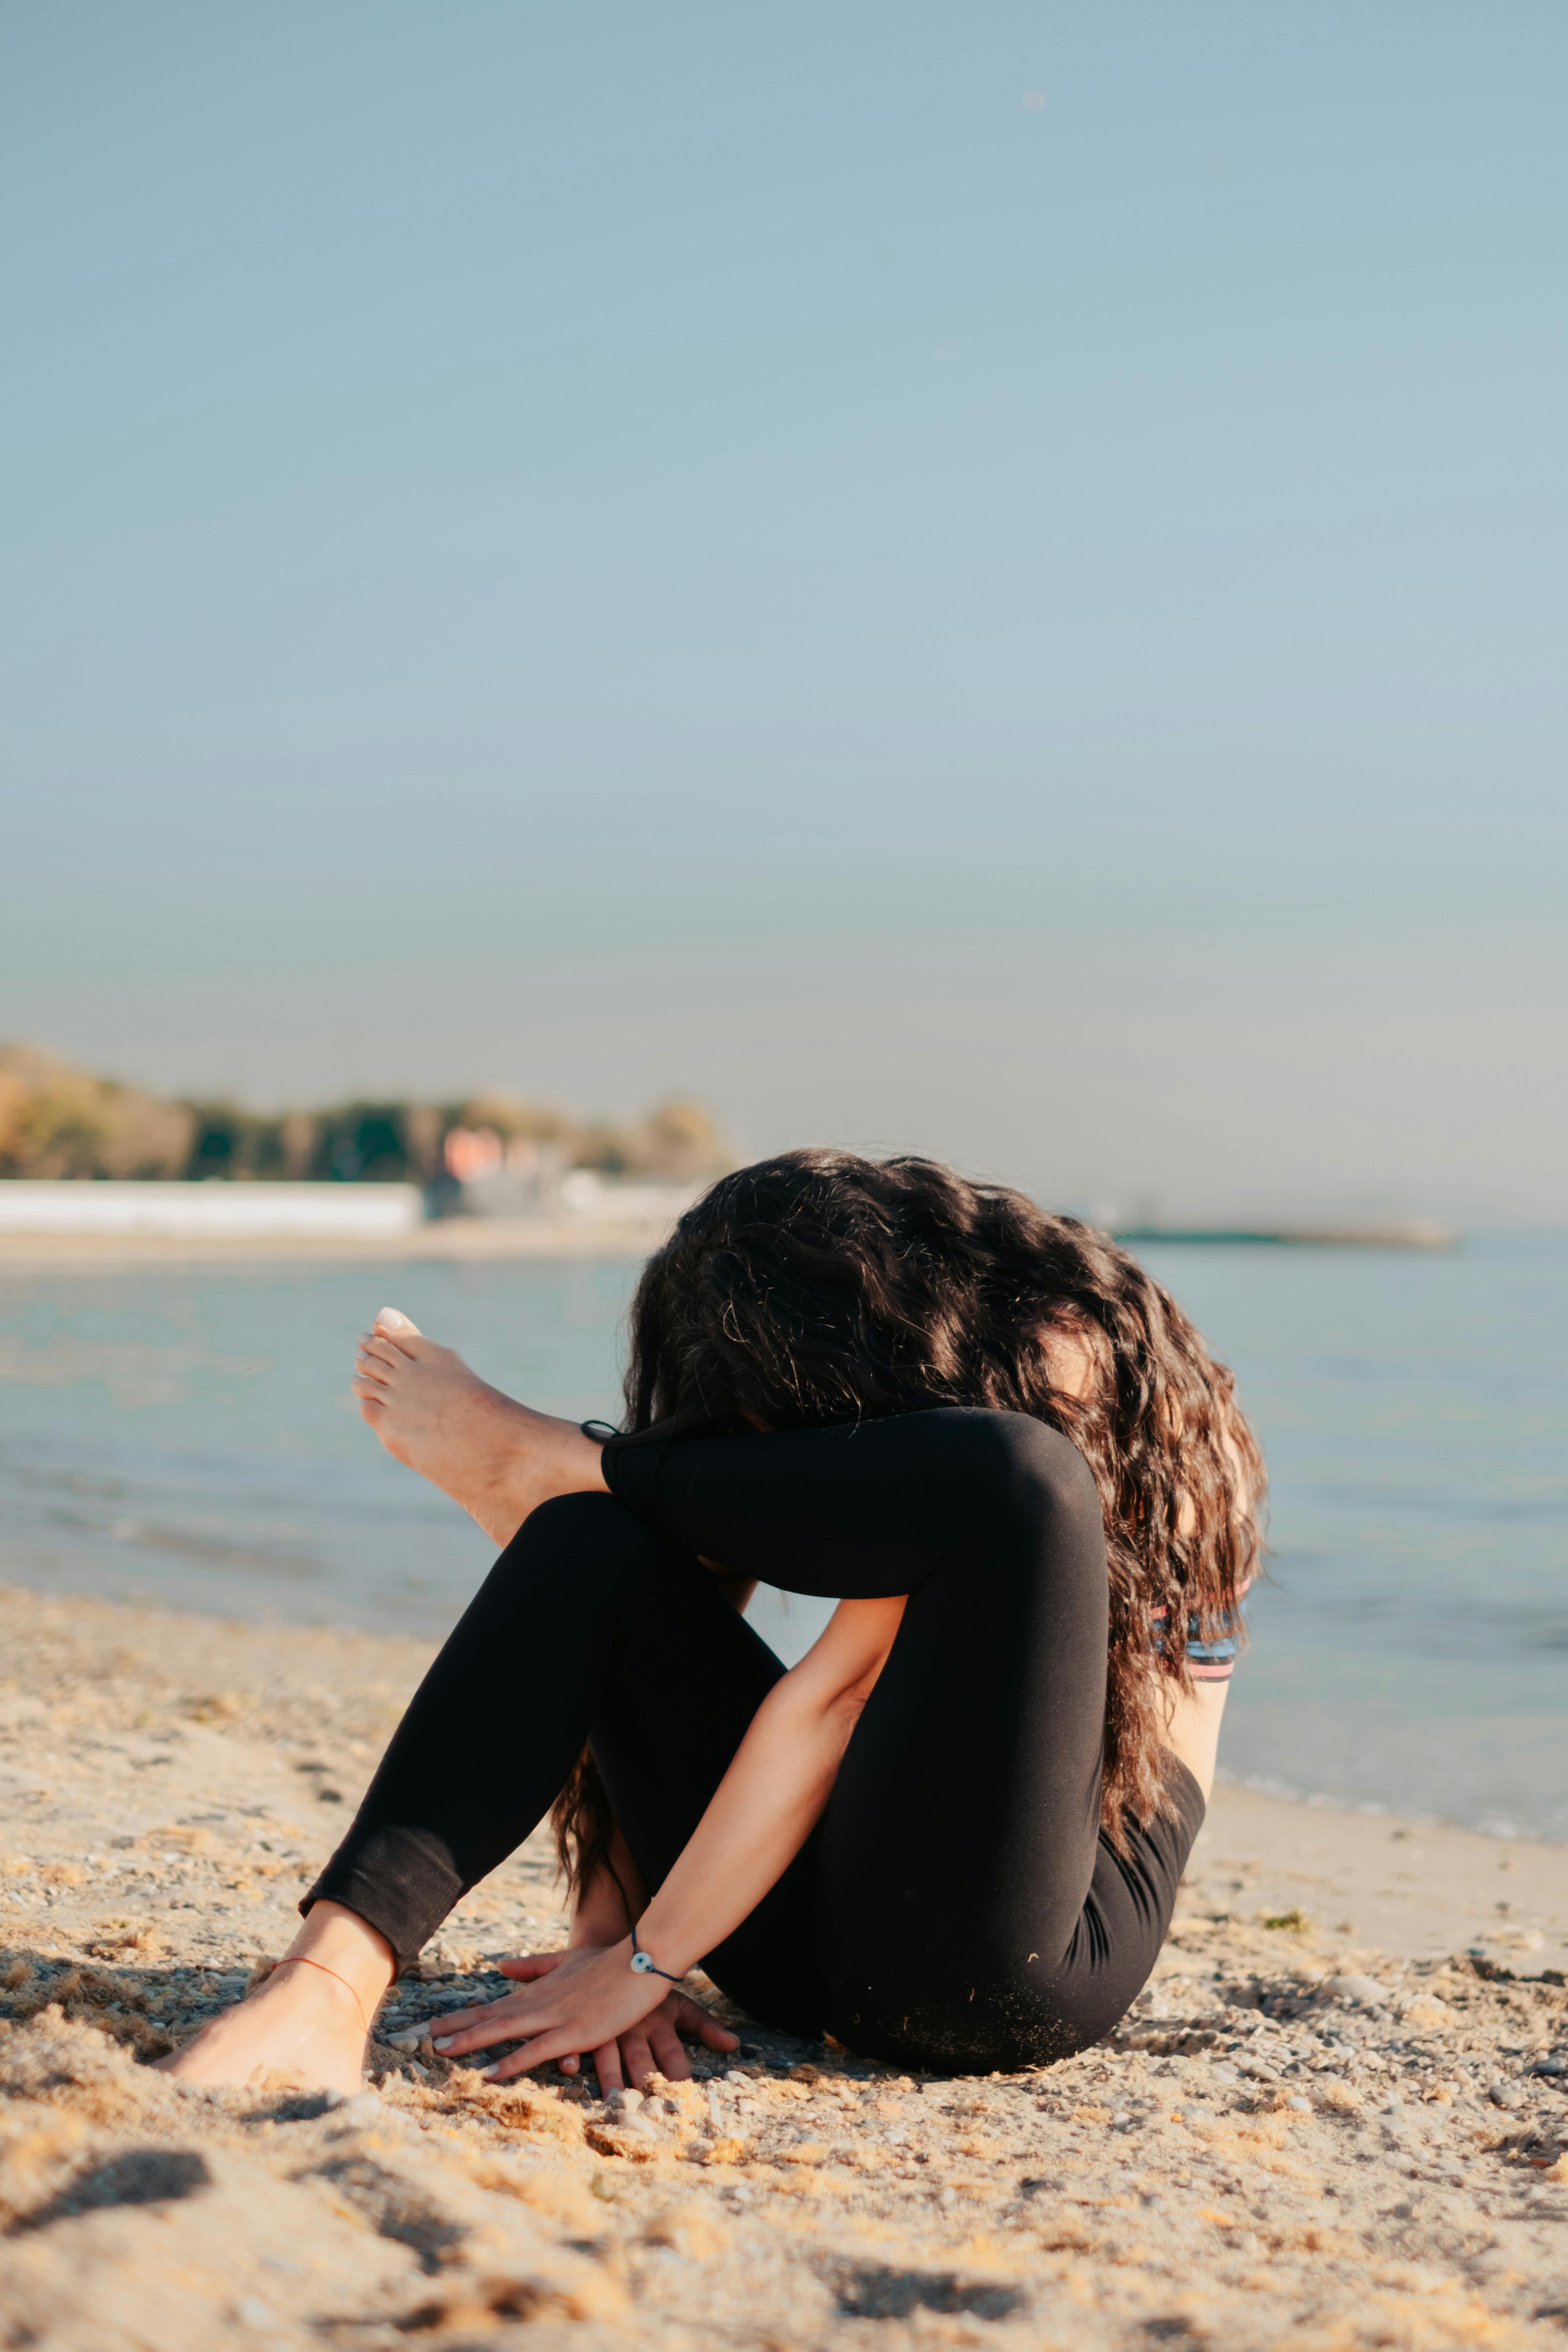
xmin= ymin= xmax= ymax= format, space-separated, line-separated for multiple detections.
xmin=957 ymin=1410 xmax=1102 ymax=1539
xmin=504 ymin=1491 xmax=670 ymax=1592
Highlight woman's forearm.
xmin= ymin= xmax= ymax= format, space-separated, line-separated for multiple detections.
xmin=631 ymin=1596 xmax=905 ymax=1975
xmin=634 ymin=1684 xmax=853 ymax=1972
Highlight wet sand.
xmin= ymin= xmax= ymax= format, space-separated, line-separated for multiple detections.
xmin=3 ymin=1583 xmax=1566 ymax=2350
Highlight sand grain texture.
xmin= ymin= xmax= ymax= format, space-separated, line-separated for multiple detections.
xmin=3 ymin=1583 xmax=1568 ymax=2350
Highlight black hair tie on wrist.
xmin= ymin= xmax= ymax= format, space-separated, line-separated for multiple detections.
xmin=580 ymin=1419 xmax=620 ymax=1441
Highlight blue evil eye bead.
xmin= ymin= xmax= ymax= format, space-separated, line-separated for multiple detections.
xmin=629 ymin=1949 xmax=655 ymax=1973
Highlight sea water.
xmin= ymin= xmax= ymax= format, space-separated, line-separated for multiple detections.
xmin=0 ymin=1234 xmax=1562 ymax=1839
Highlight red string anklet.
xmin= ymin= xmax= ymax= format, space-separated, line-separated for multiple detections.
xmin=268 ymin=1955 xmax=374 ymax=2037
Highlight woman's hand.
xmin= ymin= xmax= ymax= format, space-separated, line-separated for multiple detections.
xmin=590 ymin=1984 xmax=737 ymax=2093
xmin=492 ymin=1952 xmax=738 ymax=2091
xmin=430 ymin=1944 xmax=737 ymax=2088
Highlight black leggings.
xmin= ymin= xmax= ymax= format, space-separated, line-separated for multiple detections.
xmin=306 ymin=1409 xmax=1203 ymax=2073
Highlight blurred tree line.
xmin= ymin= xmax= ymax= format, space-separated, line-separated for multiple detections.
xmin=0 ymin=1046 xmax=730 ymax=1187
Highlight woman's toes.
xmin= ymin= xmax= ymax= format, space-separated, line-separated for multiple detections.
xmin=374 ymin=1308 xmax=424 ymax=1351
xmin=358 ymin=1335 xmax=407 ymax=1373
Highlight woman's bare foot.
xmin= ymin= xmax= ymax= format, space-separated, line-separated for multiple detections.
xmin=158 ymin=1903 xmax=394 ymax=2095
xmin=352 ymin=1310 xmax=608 ymax=1547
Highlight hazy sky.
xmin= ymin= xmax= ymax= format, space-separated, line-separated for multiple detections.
xmin=3 ymin=3 xmax=1564 ymax=1218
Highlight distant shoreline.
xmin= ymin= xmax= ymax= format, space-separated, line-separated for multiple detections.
xmin=0 ymin=1215 xmax=677 ymax=1269
xmin=0 ymin=1216 xmax=1466 ymax=1271
xmin=0 ymin=1217 xmax=677 ymax=1268
xmin=1112 ymin=1223 xmax=1460 ymax=1251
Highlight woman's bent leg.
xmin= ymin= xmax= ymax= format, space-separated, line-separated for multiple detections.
xmin=305 ymin=1493 xmax=788 ymax=1972
xmin=691 ymin=1417 xmax=1202 ymax=2070
xmin=167 ymin=1497 xmax=784 ymax=2090
xmin=813 ymin=1422 xmax=1202 ymax=2069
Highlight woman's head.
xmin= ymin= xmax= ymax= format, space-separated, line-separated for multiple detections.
xmin=625 ymin=1148 xmax=1265 ymax=1831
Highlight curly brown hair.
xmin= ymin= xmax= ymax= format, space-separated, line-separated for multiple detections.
xmin=553 ymin=1148 xmax=1265 ymax=1893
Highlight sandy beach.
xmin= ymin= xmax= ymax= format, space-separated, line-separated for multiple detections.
xmin=2 ymin=1587 xmax=1566 ymax=2349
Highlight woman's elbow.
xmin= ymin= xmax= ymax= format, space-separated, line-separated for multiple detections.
xmin=764 ymin=1674 xmax=871 ymax=1750
xmin=822 ymin=1673 xmax=881 ymax=1750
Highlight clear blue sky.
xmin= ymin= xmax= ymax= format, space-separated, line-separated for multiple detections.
xmin=3 ymin=2 xmax=1564 ymax=1217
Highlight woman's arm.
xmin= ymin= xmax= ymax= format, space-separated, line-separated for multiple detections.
xmin=428 ymin=1594 xmax=906 ymax=2079
xmin=636 ymin=1592 xmax=906 ymax=1971
xmin=1160 ymin=1679 xmax=1229 ymax=1802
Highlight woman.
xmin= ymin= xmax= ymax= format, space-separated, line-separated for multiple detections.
xmin=164 ymin=1152 xmax=1262 ymax=2095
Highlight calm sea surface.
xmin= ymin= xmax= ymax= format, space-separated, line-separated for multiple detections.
xmin=1 ymin=1235 xmax=1563 ymax=1839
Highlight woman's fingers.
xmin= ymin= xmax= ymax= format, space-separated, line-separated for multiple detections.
xmin=431 ymin=2016 xmax=502 ymax=2056
xmin=433 ymin=1995 xmax=541 ymax=2054
xmin=426 ymin=1966 xmax=736 ymax=2078
xmin=483 ymin=2025 xmax=590 ymax=2084
xmin=435 ymin=1949 xmax=669 ymax=2077
xmin=644 ymin=2017 xmax=691 ymax=2082
xmin=616 ymin=2026 xmax=658 ymax=2089
xmin=434 ymin=1952 xmax=565 ymax=2044
xmin=444 ymin=2009 xmax=725 ymax=2090
xmin=660 ymin=1992 xmax=738 ymax=2055
xmin=432 ymin=1957 xmax=607 ymax=2056
xmin=591 ymin=2039 xmax=625 ymax=2094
